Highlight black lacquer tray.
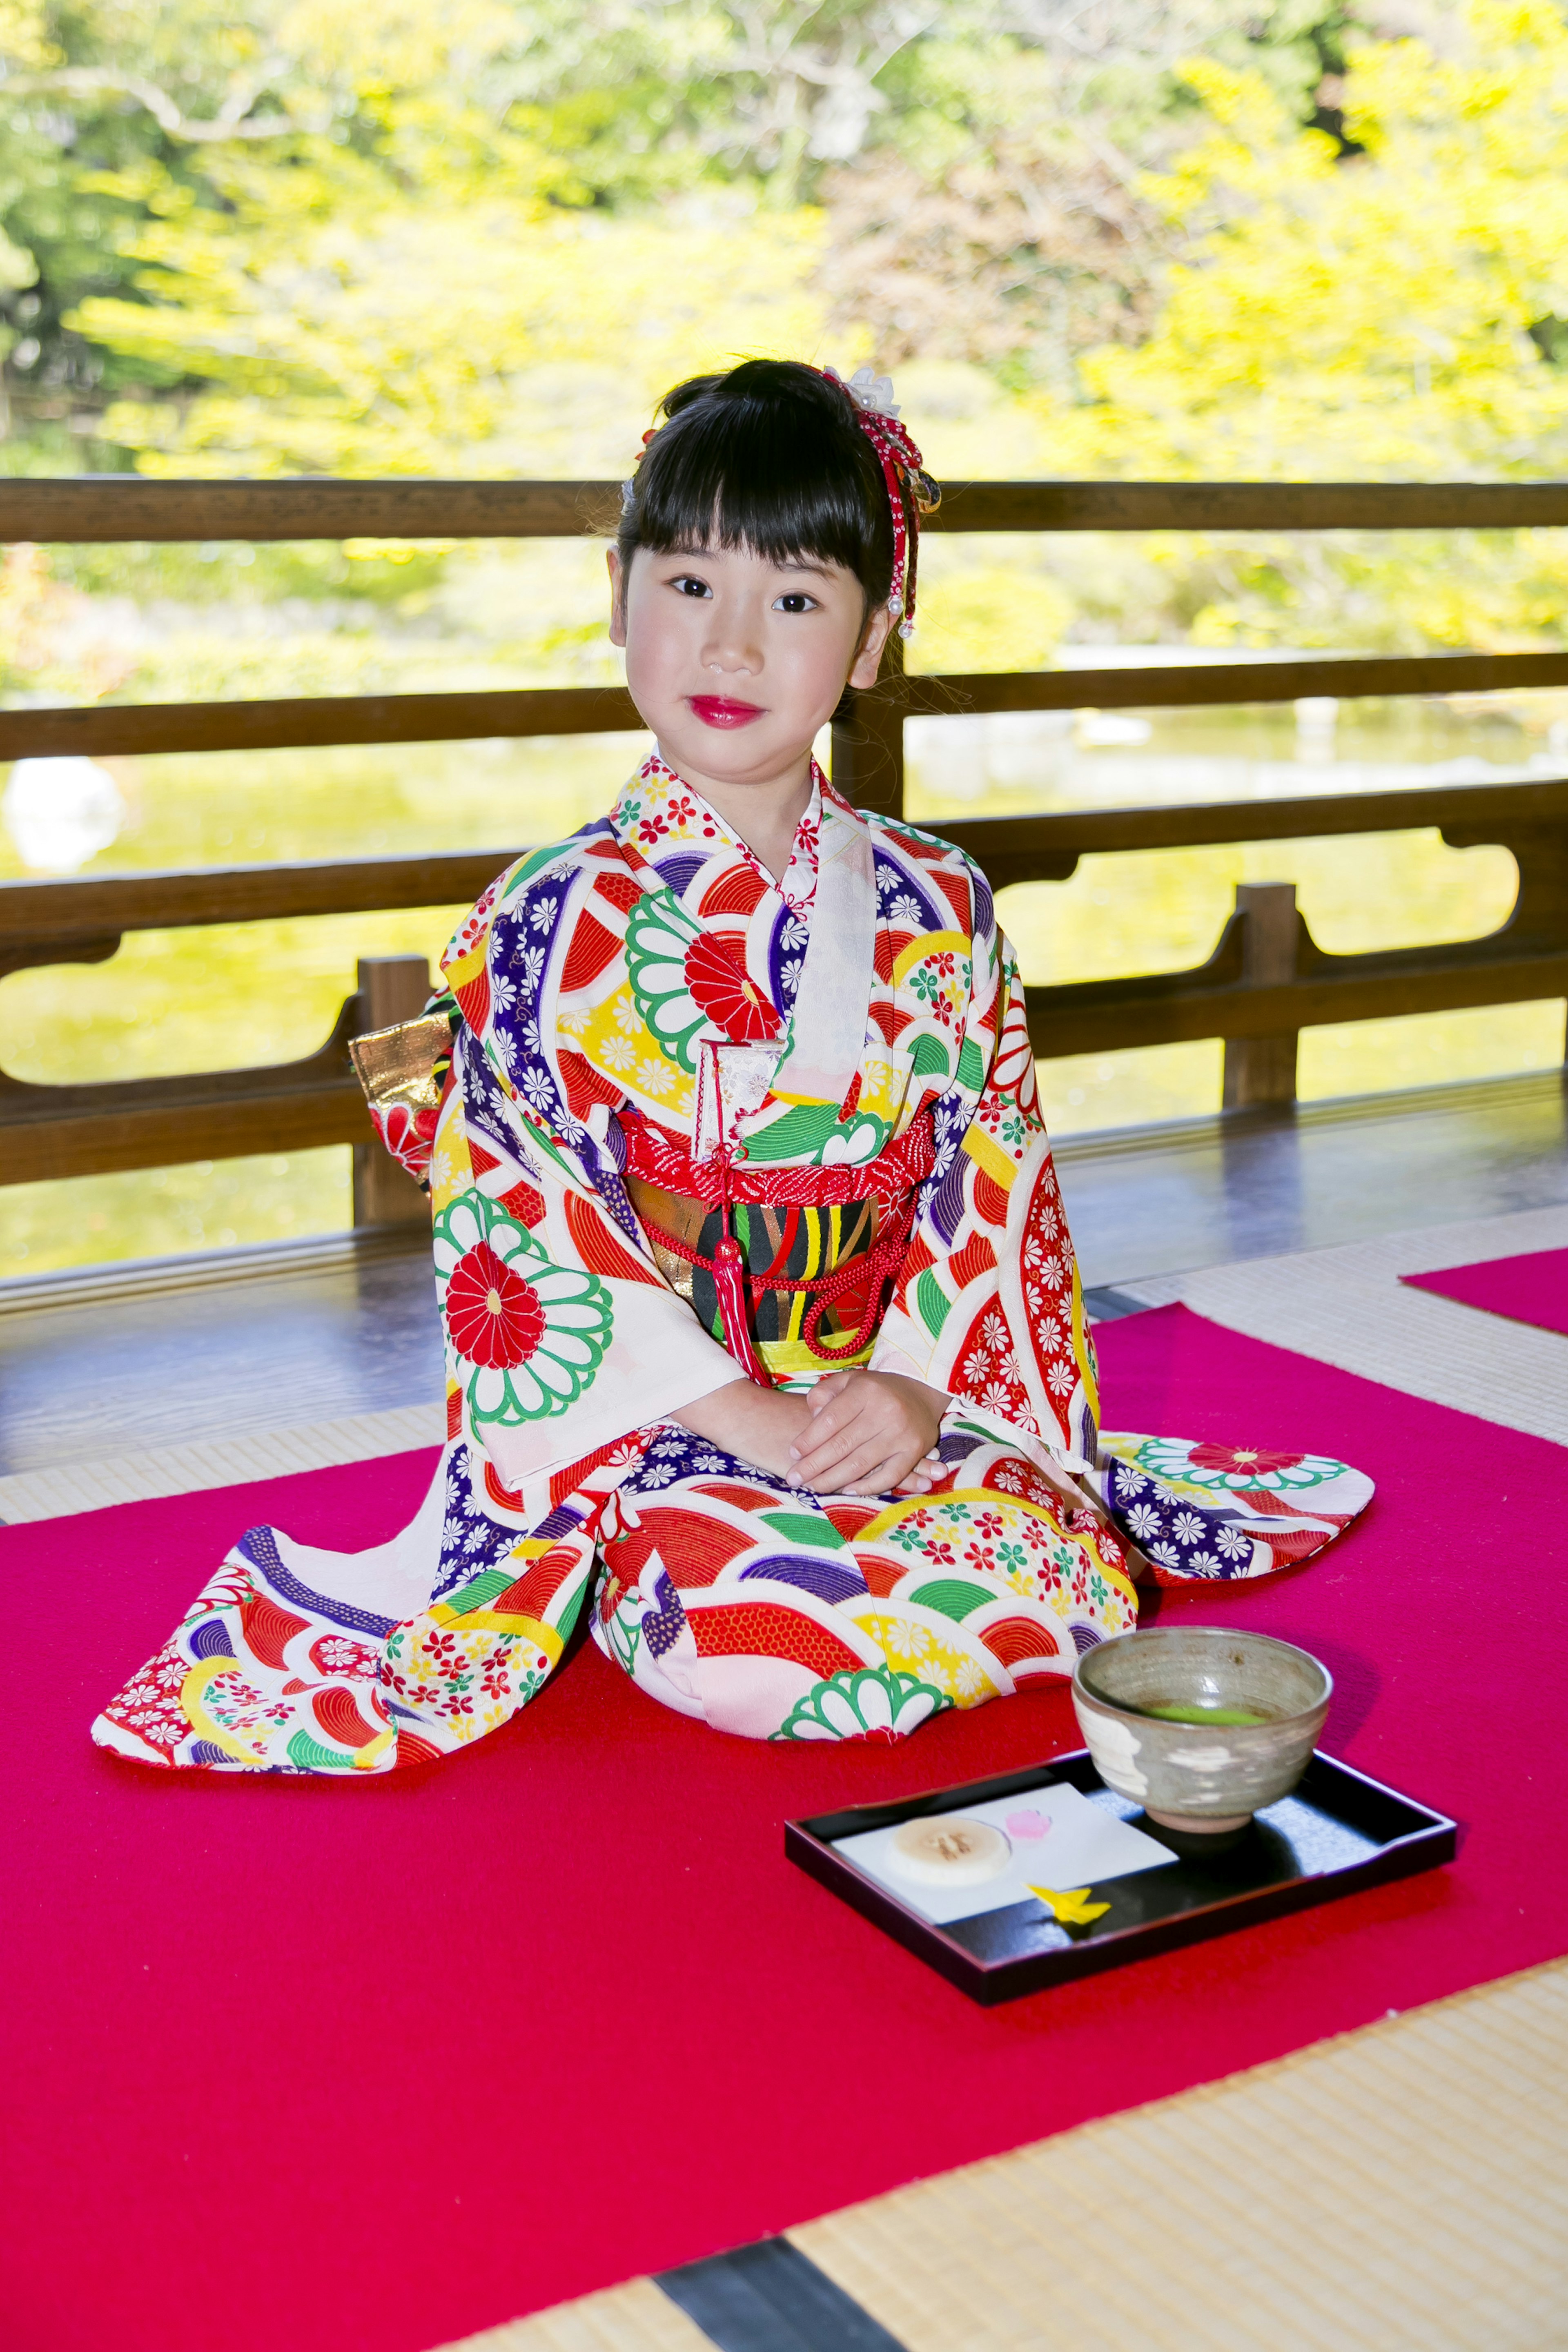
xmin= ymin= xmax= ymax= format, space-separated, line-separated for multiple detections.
xmin=787 ymin=1749 xmax=1456 ymax=2005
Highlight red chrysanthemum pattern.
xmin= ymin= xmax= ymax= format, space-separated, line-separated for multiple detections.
xmin=1187 ymin=1441 xmax=1305 ymax=1474
xmin=444 ymin=1241 xmax=546 ymax=1369
xmin=682 ymin=932 xmax=782 ymax=1042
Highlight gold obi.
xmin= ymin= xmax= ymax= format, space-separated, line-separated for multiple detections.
xmin=625 ymin=1178 xmax=884 ymax=1381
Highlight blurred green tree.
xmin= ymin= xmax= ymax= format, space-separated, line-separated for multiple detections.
xmin=1 ymin=0 xmax=1384 ymax=466
xmin=1040 ymin=0 xmax=1568 ymax=646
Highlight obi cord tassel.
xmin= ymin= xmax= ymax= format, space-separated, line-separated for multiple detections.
xmin=712 ymin=1218 xmax=773 ymax=1389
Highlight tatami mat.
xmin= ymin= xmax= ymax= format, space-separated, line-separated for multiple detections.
xmin=453 ymin=1955 xmax=1568 ymax=2352
xmin=435 ymin=2280 xmax=715 ymax=2352
xmin=795 ymin=1958 xmax=1568 ymax=2352
xmin=0 ymin=1399 xmax=443 ymax=1524
xmin=1123 ymin=1203 xmax=1568 ymax=1448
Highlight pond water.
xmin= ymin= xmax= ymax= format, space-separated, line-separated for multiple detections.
xmin=2 ymin=689 xmax=1562 ymax=1276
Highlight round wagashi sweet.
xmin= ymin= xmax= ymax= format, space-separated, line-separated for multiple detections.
xmin=889 ymin=1816 xmax=1011 ymax=1886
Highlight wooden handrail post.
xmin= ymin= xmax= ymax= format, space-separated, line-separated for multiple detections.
xmin=1222 ymin=882 xmax=1300 ymax=1109
xmin=831 ymin=632 xmax=906 ymax=817
xmin=351 ymin=954 xmax=433 ymax=1229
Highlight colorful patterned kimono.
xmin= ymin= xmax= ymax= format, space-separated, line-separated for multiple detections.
xmin=95 ymin=756 xmax=1373 ymax=1771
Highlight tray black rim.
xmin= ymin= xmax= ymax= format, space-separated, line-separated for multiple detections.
xmin=786 ymin=1748 xmax=1457 ymax=2005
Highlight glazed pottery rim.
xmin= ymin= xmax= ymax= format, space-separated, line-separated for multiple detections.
xmin=1072 ymin=1626 xmax=1333 ymax=1734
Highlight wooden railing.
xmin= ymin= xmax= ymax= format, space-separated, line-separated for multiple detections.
xmin=3 ymin=478 xmax=1568 ymax=1221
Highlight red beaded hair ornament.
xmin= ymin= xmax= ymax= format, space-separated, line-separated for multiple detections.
xmin=820 ymin=365 xmax=941 ymax=638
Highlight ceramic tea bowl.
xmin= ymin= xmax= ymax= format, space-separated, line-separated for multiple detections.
xmin=1072 ymin=1627 xmax=1332 ymax=1839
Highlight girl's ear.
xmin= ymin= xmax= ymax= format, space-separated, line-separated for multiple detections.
xmin=607 ymin=546 xmax=628 ymax=648
xmin=847 ymin=599 xmax=895 ymax=690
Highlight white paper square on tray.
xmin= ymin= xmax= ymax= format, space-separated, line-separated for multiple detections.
xmin=834 ymin=1784 xmax=1174 ymax=1925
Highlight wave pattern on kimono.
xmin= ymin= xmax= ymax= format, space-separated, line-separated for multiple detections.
xmin=94 ymin=756 xmax=1373 ymax=1770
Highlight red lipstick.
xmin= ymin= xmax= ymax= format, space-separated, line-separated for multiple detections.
xmin=689 ymin=695 xmax=765 ymax=728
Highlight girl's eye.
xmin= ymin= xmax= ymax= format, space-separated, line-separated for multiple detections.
xmin=774 ymin=592 xmax=818 ymax=614
xmin=670 ymin=574 xmax=711 ymax=599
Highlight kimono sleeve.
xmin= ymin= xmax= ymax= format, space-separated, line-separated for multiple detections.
xmin=871 ymin=920 xmax=1100 ymax=1472
xmin=431 ymin=865 xmax=742 ymax=1492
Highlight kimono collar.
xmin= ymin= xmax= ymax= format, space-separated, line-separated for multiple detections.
xmin=611 ymin=747 xmax=878 ymax=1118
xmin=612 ymin=749 xmax=823 ymax=915
xmin=779 ymin=771 xmax=878 ymax=1112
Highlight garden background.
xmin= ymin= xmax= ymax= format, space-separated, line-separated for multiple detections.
xmin=4 ymin=0 xmax=1568 ymax=1273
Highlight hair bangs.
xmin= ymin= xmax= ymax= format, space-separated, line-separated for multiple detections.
xmin=617 ymin=358 xmax=895 ymax=612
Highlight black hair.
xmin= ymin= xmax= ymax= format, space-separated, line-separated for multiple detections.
xmin=616 ymin=357 xmax=898 ymax=619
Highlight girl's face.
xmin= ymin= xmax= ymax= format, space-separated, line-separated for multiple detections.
xmin=608 ymin=537 xmax=893 ymax=794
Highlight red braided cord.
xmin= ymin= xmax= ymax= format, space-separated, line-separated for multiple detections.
xmin=820 ymin=370 xmax=939 ymax=635
xmin=621 ymin=1103 xmax=936 ymax=1207
xmin=637 ymin=1194 xmax=917 ymax=1366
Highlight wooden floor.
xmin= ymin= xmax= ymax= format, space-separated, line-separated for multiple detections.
xmin=1062 ymin=1067 xmax=1568 ymax=1284
xmin=2 ymin=1069 xmax=1565 ymax=1479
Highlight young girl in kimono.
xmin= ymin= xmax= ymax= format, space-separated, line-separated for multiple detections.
xmin=96 ymin=360 xmax=1372 ymax=1772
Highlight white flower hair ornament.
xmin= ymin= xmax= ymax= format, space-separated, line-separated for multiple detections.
xmin=822 ymin=364 xmax=940 ymax=637
xmin=842 ymin=366 xmax=900 ymax=419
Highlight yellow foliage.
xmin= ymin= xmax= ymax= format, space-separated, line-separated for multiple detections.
xmin=909 ymin=556 xmax=1073 ymax=677
xmin=0 ymin=0 xmax=58 ymax=67
xmin=275 ymin=0 xmax=522 ymax=87
xmin=1053 ymin=1 xmax=1568 ymax=482
xmin=85 ymin=199 xmax=830 ymax=478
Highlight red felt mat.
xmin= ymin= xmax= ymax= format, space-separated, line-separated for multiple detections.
xmin=5 ymin=1305 xmax=1566 ymax=2352
xmin=1401 ymin=1244 xmax=1568 ymax=1336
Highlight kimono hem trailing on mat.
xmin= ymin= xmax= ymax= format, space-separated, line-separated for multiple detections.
xmin=96 ymin=756 xmax=1373 ymax=1770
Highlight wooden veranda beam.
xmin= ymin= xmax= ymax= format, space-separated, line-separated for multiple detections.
xmin=902 ymin=649 xmax=1568 ymax=717
xmin=4 ymin=777 xmax=1566 ymax=961
xmin=7 ymin=477 xmax=1568 ymax=542
xmin=0 ymin=685 xmax=642 ymax=761
xmin=7 ymin=652 xmax=1568 ymax=767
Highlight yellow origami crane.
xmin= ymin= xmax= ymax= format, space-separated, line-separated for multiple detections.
xmin=1028 ymin=1884 xmax=1111 ymax=1927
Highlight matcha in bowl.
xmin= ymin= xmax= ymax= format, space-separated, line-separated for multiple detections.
xmin=1072 ymin=1626 xmax=1332 ymax=1842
